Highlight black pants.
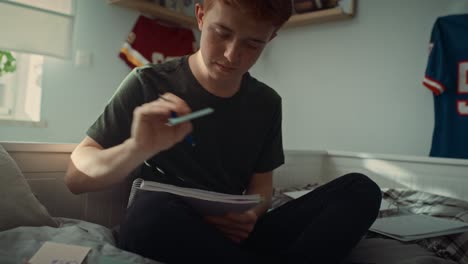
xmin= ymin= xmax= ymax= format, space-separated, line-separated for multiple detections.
xmin=119 ymin=173 xmax=382 ymax=264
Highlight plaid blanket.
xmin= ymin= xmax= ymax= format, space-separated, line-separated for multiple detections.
xmin=273 ymin=186 xmax=468 ymax=264
xmin=382 ymin=188 xmax=468 ymax=264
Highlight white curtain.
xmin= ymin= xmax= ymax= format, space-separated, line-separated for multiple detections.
xmin=0 ymin=0 xmax=74 ymax=59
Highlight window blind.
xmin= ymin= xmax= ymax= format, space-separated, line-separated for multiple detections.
xmin=0 ymin=0 xmax=74 ymax=59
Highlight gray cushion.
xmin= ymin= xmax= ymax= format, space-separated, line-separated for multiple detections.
xmin=0 ymin=144 xmax=58 ymax=231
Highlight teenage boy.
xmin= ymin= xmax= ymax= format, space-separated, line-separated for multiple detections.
xmin=65 ymin=0 xmax=381 ymax=263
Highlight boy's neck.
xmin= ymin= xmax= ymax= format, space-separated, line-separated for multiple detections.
xmin=188 ymin=52 xmax=242 ymax=98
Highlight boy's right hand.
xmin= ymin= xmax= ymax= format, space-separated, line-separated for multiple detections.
xmin=130 ymin=92 xmax=193 ymax=158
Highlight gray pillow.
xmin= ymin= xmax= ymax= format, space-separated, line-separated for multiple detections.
xmin=0 ymin=144 xmax=58 ymax=231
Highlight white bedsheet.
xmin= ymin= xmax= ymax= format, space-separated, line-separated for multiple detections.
xmin=0 ymin=217 xmax=161 ymax=264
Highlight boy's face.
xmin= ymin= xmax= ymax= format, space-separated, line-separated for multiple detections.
xmin=196 ymin=1 xmax=277 ymax=81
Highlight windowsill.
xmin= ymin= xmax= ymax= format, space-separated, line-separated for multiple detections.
xmin=0 ymin=119 xmax=47 ymax=128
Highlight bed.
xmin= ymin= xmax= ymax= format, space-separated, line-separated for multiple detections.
xmin=1 ymin=141 xmax=468 ymax=264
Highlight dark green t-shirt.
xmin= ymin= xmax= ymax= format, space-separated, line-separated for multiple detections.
xmin=87 ymin=56 xmax=284 ymax=194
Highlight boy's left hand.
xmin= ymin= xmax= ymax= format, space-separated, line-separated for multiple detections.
xmin=205 ymin=210 xmax=258 ymax=243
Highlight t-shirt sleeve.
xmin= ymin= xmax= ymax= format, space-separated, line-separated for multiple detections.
xmin=254 ymin=97 xmax=285 ymax=173
xmin=87 ymin=69 xmax=145 ymax=148
xmin=423 ymin=18 xmax=448 ymax=96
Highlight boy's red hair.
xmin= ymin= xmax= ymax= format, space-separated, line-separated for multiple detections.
xmin=203 ymin=0 xmax=292 ymax=28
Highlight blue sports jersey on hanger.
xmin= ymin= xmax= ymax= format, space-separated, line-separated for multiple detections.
xmin=423 ymin=14 xmax=468 ymax=159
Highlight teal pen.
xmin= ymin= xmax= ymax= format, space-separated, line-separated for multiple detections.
xmin=158 ymin=94 xmax=196 ymax=146
xmin=170 ymin=111 xmax=195 ymax=146
xmin=158 ymin=94 xmax=214 ymax=146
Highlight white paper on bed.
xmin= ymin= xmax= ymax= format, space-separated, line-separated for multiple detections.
xmin=283 ymin=190 xmax=313 ymax=199
xmin=370 ymin=214 xmax=468 ymax=241
xmin=28 ymin=241 xmax=91 ymax=264
xmin=379 ymin=199 xmax=398 ymax=213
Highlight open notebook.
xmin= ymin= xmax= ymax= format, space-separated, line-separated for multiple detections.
xmin=136 ymin=180 xmax=262 ymax=216
xmin=370 ymin=214 xmax=468 ymax=241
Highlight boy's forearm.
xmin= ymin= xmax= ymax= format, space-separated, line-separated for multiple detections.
xmin=66 ymin=138 xmax=149 ymax=194
xmin=246 ymin=171 xmax=274 ymax=218
xmin=252 ymin=195 xmax=272 ymax=218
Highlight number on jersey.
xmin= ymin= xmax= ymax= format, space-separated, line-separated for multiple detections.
xmin=458 ymin=61 xmax=468 ymax=115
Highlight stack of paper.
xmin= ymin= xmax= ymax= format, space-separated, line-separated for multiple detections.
xmin=370 ymin=214 xmax=468 ymax=241
xmin=138 ymin=180 xmax=262 ymax=215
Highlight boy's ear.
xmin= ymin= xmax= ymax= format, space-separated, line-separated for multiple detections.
xmin=195 ymin=3 xmax=205 ymax=31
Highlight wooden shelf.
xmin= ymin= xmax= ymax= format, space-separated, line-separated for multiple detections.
xmin=284 ymin=1 xmax=355 ymax=29
xmin=108 ymin=0 xmax=197 ymax=28
xmin=108 ymin=0 xmax=355 ymax=29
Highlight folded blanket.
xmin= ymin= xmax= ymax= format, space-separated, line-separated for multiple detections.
xmin=0 ymin=217 xmax=159 ymax=264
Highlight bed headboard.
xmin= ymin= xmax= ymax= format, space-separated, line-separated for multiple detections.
xmin=3 ymin=141 xmax=468 ymax=228
xmin=323 ymin=150 xmax=468 ymax=202
xmin=1 ymin=142 xmax=327 ymax=228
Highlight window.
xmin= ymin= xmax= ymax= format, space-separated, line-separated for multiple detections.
xmin=0 ymin=52 xmax=43 ymax=122
xmin=0 ymin=0 xmax=74 ymax=124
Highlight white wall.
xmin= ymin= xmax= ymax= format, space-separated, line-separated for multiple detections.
xmin=251 ymin=0 xmax=468 ymax=157
xmin=1 ymin=0 xmax=467 ymax=157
